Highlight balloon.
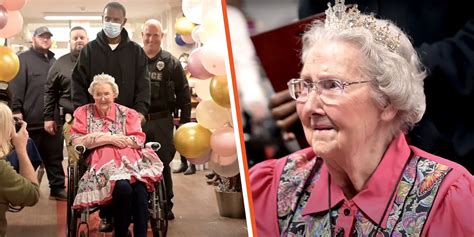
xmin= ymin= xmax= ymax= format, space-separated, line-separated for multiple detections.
xmin=202 ymin=8 xmax=224 ymax=36
xmin=196 ymin=99 xmax=229 ymax=129
xmin=181 ymin=33 xmax=194 ymax=44
xmin=174 ymin=122 xmax=212 ymax=158
xmin=191 ymin=26 xmax=202 ymax=44
xmin=175 ymin=17 xmax=195 ymax=35
xmin=0 ymin=6 xmax=7 ymax=29
xmin=198 ymin=9 xmax=224 ymax=43
xmin=194 ymin=78 xmax=212 ymax=100
xmin=0 ymin=10 xmax=22 ymax=38
xmin=187 ymin=151 xmax=211 ymax=165
xmin=0 ymin=45 xmax=20 ymax=82
xmin=209 ymin=153 xmax=240 ymax=178
xmin=182 ymin=0 xmax=203 ymax=24
xmin=174 ymin=34 xmax=186 ymax=46
xmin=188 ymin=47 xmax=213 ymax=79
xmin=210 ymin=75 xmax=230 ymax=108
xmin=201 ymin=37 xmax=227 ymax=76
xmin=210 ymin=127 xmax=236 ymax=157
xmin=2 ymin=0 xmax=27 ymax=11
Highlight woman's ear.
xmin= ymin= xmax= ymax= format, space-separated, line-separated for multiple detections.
xmin=381 ymin=104 xmax=397 ymax=121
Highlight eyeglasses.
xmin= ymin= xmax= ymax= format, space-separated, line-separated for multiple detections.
xmin=93 ymin=93 xmax=112 ymax=100
xmin=287 ymin=78 xmax=370 ymax=104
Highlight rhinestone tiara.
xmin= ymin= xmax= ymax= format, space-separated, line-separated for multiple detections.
xmin=324 ymin=0 xmax=401 ymax=53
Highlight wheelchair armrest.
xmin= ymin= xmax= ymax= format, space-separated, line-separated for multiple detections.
xmin=145 ymin=142 xmax=161 ymax=151
xmin=74 ymin=144 xmax=87 ymax=155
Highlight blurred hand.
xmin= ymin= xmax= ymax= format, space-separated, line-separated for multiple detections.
xmin=11 ymin=120 xmax=29 ymax=151
xmin=44 ymin=120 xmax=57 ymax=135
xmin=269 ymin=89 xmax=299 ymax=130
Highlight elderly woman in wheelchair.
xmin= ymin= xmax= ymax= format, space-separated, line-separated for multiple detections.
xmin=69 ymin=73 xmax=163 ymax=237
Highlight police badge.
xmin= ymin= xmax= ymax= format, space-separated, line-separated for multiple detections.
xmin=156 ymin=61 xmax=165 ymax=71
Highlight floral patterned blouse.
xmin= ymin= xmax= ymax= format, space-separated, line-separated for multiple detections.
xmin=249 ymin=133 xmax=474 ymax=237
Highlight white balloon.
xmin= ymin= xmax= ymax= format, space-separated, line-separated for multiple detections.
xmin=196 ymin=99 xmax=229 ymax=129
xmin=194 ymin=78 xmax=212 ymax=100
xmin=182 ymin=0 xmax=203 ymax=24
xmin=209 ymin=153 xmax=240 ymax=178
xmin=191 ymin=25 xmax=202 ymax=44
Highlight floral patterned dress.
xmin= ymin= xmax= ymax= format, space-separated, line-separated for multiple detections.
xmin=70 ymin=103 xmax=163 ymax=209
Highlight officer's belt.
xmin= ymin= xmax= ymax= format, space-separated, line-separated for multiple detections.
xmin=146 ymin=111 xmax=169 ymax=120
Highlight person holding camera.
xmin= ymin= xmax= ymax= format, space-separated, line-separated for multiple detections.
xmin=0 ymin=103 xmax=40 ymax=237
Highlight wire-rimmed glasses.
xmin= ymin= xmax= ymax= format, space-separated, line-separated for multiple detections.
xmin=287 ymin=78 xmax=370 ymax=104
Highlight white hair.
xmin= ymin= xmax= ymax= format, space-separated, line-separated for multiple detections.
xmin=142 ymin=19 xmax=163 ymax=32
xmin=88 ymin=73 xmax=119 ymax=97
xmin=301 ymin=15 xmax=426 ymax=134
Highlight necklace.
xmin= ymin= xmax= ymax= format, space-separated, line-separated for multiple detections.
xmin=327 ymin=151 xmax=414 ymax=236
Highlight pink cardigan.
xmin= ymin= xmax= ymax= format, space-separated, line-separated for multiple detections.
xmin=249 ymin=134 xmax=474 ymax=237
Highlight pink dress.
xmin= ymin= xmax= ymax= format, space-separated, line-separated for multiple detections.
xmin=250 ymin=133 xmax=474 ymax=237
xmin=70 ymin=103 xmax=163 ymax=209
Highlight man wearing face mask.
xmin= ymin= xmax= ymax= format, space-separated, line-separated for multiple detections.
xmin=44 ymin=26 xmax=89 ymax=165
xmin=72 ymin=1 xmax=150 ymax=122
xmin=71 ymin=1 xmax=150 ymax=233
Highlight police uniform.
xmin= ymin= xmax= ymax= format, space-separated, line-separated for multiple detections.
xmin=142 ymin=49 xmax=191 ymax=212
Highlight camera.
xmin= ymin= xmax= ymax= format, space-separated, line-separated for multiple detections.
xmin=14 ymin=117 xmax=22 ymax=132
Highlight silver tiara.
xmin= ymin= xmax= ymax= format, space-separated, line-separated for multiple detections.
xmin=324 ymin=0 xmax=401 ymax=53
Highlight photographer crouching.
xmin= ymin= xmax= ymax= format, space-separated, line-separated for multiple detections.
xmin=0 ymin=103 xmax=40 ymax=237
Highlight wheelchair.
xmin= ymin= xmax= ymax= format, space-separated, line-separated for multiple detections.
xmin=66 ymin=142 xmax=168 ymax=237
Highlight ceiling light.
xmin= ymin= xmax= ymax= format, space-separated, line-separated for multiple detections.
xmin=43 ymin=12 xmax=102 ymax=21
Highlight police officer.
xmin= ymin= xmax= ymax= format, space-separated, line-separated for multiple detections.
xmin=141 ymin=19 xmax=192 ymax=220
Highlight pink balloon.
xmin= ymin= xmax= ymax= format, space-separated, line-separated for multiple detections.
xmin=2 ymin=0 xmax=27 ymax=11
xmin=0 ymin=10 xmax=23 ymax=38
xmin=0 ymin=6 xmax=7 ymax=29
xmin=181 ymin=33 xmax=194 ymax=44
xmin=187 ymin=152 xmax=211 ymax=165
xmin=201 ymin=37 xmax=227 ymax=76
xmin=188 ymin=47 xmax=213 ymax=79
xmin=210 ymin=151 xmax=237 ymax=166
xmin=210 ymin=127 xmax=236 ymax=156
xmin=209 ymin=153 xmax=239 ymax=178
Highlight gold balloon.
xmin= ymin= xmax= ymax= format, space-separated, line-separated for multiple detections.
xmin=0 ymin=46 xmax=20 ymax=82
xmin=210 ymin=75 xmax=230 ymax=108
xmin=175 ymin=17 xmax=196 ymax=35
xmin=174 ymin=122 xmax=212 ymax=158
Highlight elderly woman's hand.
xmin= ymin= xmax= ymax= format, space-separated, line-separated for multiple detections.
xmin=110 ymin=135 xmax=132 ymax=148
xmin=11 ymin=120 xmax=29 ymax=151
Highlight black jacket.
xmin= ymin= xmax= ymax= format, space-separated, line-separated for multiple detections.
xmin=147 ymin=49 xmax=191 ymax=124
xmin=10 ymin=48 xmax=56 ymax=130
xmin=44 ymin=53 xmax=78 ymax=120
xmin=72 ymin=29 xmax=150 ymax=115
xmin=298 ymin=0 xmax=474 ymax=171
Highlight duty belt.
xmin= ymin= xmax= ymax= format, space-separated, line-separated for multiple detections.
xmin=146 ymin=111 xmax=170 ymax=120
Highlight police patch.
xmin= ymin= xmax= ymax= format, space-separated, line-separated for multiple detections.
xmin=156 ymin=61 xmax=165 ymax=71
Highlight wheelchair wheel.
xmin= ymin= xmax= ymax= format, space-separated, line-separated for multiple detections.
xmin=150 ymin=180 xmax=168 ymax=237
xmin=67 ymin=164 xmax=80 ymax=237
